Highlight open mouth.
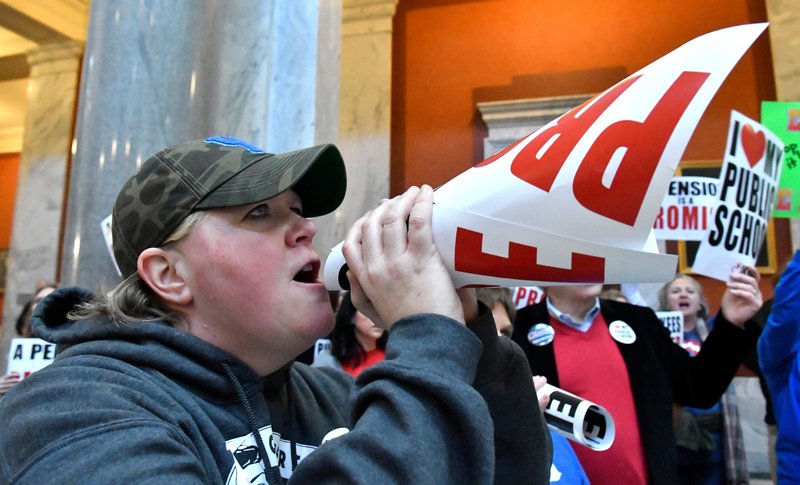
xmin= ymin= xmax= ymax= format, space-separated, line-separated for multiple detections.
xmin=293 ymin=261 xmax=320 ymax=283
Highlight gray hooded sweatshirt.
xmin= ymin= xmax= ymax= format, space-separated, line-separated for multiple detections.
xmin=0 ymin=287 xmax=551 ymax=484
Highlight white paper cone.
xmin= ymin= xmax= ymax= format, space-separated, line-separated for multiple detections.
xmin=323 ymin=242 xmax=348 ymax=291
xmin=323 ymin=204 xmax=677 ymax=291
xmin=323 ymin=23 xmax=767 ymax=291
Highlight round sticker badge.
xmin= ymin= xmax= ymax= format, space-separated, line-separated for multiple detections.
xmin=527 ymin=323 xmax=555 ymax=346
xmin=608 ymin=320 xmax=636 ymax=344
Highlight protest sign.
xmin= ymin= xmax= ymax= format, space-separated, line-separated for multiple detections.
xmin=324 ymin=24 xmax=768 ymax=290
xmin=692 ymin=111 xmax=783 ymax=281
xmin=653 ymin=176 xmax=719 ymax=241
xmin=656 ymin=310 xmax=684 ymax=345
xmin=513 ymin=286 xmax=545 ymax=309
xmin=6 ymin=338 xmax=55 ymax=378
xmin=762 ymin=101 xmax=800 ymax=218
xmin=537 ymin=383 xmax=615 ymax=451
xmin=313 ymin=339 xmax=331 ymax=362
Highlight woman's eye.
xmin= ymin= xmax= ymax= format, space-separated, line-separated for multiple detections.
xmin=247 ymin=204 xmax=269 ymax=218
xmin=290 ymin=206 xmax=303 ymax=216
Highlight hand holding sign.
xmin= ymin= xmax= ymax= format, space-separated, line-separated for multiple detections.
xmin=0 ymin=372 xmax=22 ymax=397
xmin=719 ymin=264 xmax=763 ymax=327
xmin=343 ymin=185 xmax=466 ymax=328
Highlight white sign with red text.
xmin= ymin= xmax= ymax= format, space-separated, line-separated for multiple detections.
xmin=654 ymin=176 xmax=719 ymax=241
xmin=692 ymin=111 xmax=783 ymax=281
xmin=324 ymin=24 xmax=768 ymax=290
xmin=513 ymin=286 xmax=545 ymax=309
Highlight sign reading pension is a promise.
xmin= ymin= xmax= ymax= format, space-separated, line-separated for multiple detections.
xmin=692 ymin=111 xmax=783 ymax=281
xmin=653 ymin=176 xmax=719 ymax=241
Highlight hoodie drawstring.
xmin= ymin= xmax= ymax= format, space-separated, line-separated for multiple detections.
xmin=221 ymin=363 xmax=280 ymax=485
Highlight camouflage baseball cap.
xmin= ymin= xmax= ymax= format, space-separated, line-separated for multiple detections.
xmin=112 ymin=136 xmax=346 ymax=277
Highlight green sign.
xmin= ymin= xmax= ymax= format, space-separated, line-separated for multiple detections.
xmin=762 ymin=101 xmax=800 ymax=218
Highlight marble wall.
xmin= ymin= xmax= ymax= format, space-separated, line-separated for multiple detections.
xmin=313 ymin=0 xmax=398 ymax=264
xmin=58 ymin=0 xmax=342 ymax=290
xmin=1 ymin=42 xmax=81 ymax=365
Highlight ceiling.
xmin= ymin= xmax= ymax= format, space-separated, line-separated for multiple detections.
xmin=0 ymin=0 xmax=89 ymax=153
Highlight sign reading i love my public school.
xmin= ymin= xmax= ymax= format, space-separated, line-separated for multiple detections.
xmin=762 ymin=101 xmax=800 ymax=218
xmin=692 ymin=110 xmax=783 ymax=281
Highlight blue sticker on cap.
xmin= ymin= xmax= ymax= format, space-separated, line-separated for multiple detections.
xmin=205 ymin=136 xmax=266 ymax=154
xmin=527 ymin=323 xmax=555 ymax=346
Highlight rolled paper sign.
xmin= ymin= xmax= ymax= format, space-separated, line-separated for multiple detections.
xmin=324 ymin=23 xmax=768 ymax=291
xmin=537 ymin=383 xmax=615 ymax=451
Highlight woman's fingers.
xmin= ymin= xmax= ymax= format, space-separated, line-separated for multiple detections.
xmin=343 ymin=213 xmax=368 ymax=278
xmin=382 ymin=186 xmax=420 ymax=258
xmin=407 ymin=185 xmax=434 ymax=255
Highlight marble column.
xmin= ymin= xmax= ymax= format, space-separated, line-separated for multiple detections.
xmin=314 ymin=0 xmax=398 ymax=262
xmin=765 ymin=0 xmax=800 ymax=251
xmin=1 ymin=41 xmax=82 ymax=365
xmin=59 ymin=0 xmax=341 ymax=290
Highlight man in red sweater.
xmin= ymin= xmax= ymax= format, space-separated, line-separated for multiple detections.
xmin=512 ymin=270 xmax=762 ymax=485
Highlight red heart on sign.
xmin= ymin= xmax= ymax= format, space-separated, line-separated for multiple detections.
xmin=741 ymin=124 xmax=765 ymax=167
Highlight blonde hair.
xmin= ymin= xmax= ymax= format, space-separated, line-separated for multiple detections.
xmin=69 ymin=211 xmax=209 ymax=326
xmin=599 ymin=288 xmax=627 ymax=303
xmin=657 ymin=273 xmax=710 ymax=320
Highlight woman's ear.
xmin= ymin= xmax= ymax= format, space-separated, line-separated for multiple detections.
xmin=138 ymin=248 xmax=192 ymax=306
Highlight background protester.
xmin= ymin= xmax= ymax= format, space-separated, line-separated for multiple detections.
xmin=326 ymin=292 xmax=387 ymax=377
xmin=477 ymin=287 xmax=590 ymax=485
xmin=658 ymin=274 xmax=748 ymax=484
xmin=476 ymin=287 xmax=516 ymax=338
xmin=14 ymin=281 xmax=58 ymax=338
xmin=1 ymin=281 xmax=58 ymax=398
xmin=512 ymin=270 xmax=761 ymax=485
